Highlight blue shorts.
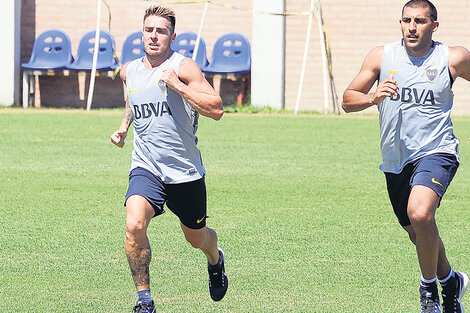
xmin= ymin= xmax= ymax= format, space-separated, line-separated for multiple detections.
xmin=125 ymin=167 xmax=207 ymax=229
xmin=384 ymin=153 xmax=459 ymax=226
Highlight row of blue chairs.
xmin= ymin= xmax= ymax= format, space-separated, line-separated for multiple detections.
xmin=23 ymin=29 xmax=116 ymax=71
xmin=22 ymin=29 xmax=251 ymax=75
xmin=22 ymin=29 xmax=251 ymax=108
xmin=173 ymin=31 xmax=251 ymax=74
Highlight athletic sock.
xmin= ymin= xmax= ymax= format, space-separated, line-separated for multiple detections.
xmin=439 ymin=267 xmax=455 ymax=285
xmin=421 ymin=275 xmax=438 ymax=294
xmin=421 ymin=275 xmax=438 ymax=285
xmin=137 ymin=289 xmax=152 ymax=304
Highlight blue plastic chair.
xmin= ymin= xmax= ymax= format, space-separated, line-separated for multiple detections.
xmin=67 ymin=30 xmax=118 ymax=70
xmin=22 ymin=29 xmax=73 ymax=108
xmin=203 ymin=32 xmax=251 ymax=74
xmin=172 ymin=31 xmax=209 ymax=69
xmin=121 ymin=31 xmax=145 ymax=65
xmin=22 ymin=29 xmax=73 ymax=70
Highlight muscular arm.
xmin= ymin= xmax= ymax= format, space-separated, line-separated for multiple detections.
xmin=449 ymin=46 xmax=470 ymax=141
xmin=342 ymin=46 xmax=398 ymax=113
xmin=110 ymin=63 xmax=133 ymax=147
xmin=160 ymin=58 xmax=224 ymax=120
xmin=449 ymin=46 xmax=470 ymax=82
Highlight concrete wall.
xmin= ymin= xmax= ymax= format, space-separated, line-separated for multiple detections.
xmin=251 ymin=0 xmax=285 ymax=110
xmin=19 ymin=0 xmax=470 ymax=114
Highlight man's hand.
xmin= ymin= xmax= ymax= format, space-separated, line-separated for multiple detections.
xmin=372 ymin=73 xmax=398 ymax=104
xmin=160 ymin=68 xmax=182 ymax=91
xmin=110 ymin=129 xmax=127 ymax=148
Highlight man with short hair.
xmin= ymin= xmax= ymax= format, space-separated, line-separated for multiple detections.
xmin=342 ymin=1 xmax=469 ymax=312
xmin=110 ymin=5 xmax=227 ymax=312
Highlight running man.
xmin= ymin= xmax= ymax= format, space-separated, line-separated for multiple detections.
xmin=342 ymin=1 xmax=469 ymax=312
xmin=110 ymin=5 xmax=227 ymax=312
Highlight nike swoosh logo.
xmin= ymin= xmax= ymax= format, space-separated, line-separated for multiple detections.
xmin=197 ymin=216 xmax=205 ymax=224
xmin=432 ymin=178 xmax=443 ymax=187
xmin=129 ymin=89 xmax=137 ymax=94
xmin=389 ymin=70 xmax=401 ymax=74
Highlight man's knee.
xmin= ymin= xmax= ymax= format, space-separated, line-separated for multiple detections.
xmin=125 ymin=195 xmax=154 ymax=243
xmin=182 ymin=226 xmax=213 ymax=249
xmin=407 ymin=205 xmax=435 ymax=227
xmin=407 ymin=185 xmax=439 ymax=228
xmin=185 ymin=232 xmax=205 ymax=249
xmin=126 ymin=216 xmax=151 ymax=248
xmin=127 ymin=218 xmax=147 ymax=235
xmin=126 ymin=229 xmax=145 ymax=249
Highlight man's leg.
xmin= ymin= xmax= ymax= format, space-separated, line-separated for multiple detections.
xmin=181 ymin=223 xmax=228 ymax=301
xmin=402 ymin=224 xmax=451 ymax=280
xmin=125 ymin=195 xmax=156 ymax=311
xmin=407 ymin=185 xmax=443 ymax=312
xmin=406 ymin=187 xmax=469 ymax=312
xmin=181 ymin=223 xmax=219 ymax=264
xmin=407 ymin=185 xmax=442 ymax=279
xmin=166 ymin=177 xmax=228 ymax=301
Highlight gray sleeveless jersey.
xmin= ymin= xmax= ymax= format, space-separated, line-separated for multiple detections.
xmin=126 ymin=51 xmax=206 ymax=183
xmin=378 ymin=39 xmax=459 ymax=173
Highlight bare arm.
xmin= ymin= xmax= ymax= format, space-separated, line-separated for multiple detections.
xmin=110 ymin=63 xmax=133 ymax=148
xmin=449 ymin=46 xmax=470 ymax=141
xmin=342 ymin=46 xmax=398 ymax=113
xmin=160 ymin=58 xmax=224 ymax=120
xmin=449 ymin=46 xmax=470 ymax=82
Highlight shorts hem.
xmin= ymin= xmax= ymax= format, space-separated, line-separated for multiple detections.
xmin=124 ymin=193 xmax=165 ymax=217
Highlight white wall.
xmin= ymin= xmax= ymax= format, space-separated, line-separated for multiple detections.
xmin=251 ymin=0 xmax=285 ymax=109
xmin=0 ymin=0 xmax=20 ymax=106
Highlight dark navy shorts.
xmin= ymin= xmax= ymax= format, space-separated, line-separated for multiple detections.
xmin=384 ymin=153 xmax=459 ymax=226
xmin=125 ymin=167 xmax=207 ymax=229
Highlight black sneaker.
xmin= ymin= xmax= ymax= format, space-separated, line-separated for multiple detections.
xmin=420 ymin=282 xmax=442 ymax=313
xmin=442 ymin=271 xmax=469 ymax=313
xmin=132 ymin=300 xmax=156 ymax=313
xmin=208 ymin=248 xmax=228 ymax=301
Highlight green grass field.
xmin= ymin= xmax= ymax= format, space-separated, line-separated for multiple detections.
xmin=0 ymin=108 xmax=469 ymax=312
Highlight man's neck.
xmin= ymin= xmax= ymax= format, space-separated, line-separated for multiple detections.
xmin=405 ymin=40 xmax=434 ymax=58
xmin=144 ymin=49 xmax=172 ymax=68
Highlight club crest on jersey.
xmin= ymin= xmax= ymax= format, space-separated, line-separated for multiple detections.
xmin=158 ymin=80 xmax=167 ymax=93
xmin=426 ymin=68 xmax=438 ymax=83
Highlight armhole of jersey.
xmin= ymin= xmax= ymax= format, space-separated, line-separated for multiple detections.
xmin=169 ymin=50 xmax=184 ymax=77
xmin=126 ymin=59 xmax=138 ymax=82
xmin=379 ymin=44 xmax=389 ymax=86
xmin=449 ymin=68 xmax=454 ymax=88
xmin=445 ymin=45 xmax=454 ymax=88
